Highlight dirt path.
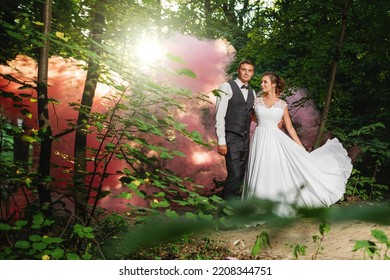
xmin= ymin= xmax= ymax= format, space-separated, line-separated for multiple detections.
xmin=207 ymin=219 xmax=390 ymax=260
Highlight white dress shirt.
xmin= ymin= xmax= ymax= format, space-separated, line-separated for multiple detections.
xmin=215 ymin=78 xmax=256 ymax=145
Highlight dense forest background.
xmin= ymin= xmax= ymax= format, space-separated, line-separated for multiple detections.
xmin=0 ymin=0 xmax=389 ymax=260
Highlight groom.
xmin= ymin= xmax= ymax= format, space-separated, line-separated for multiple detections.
xmin=215 ymin=59 xmax=256 ymax=199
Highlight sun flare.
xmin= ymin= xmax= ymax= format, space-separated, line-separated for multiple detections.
xmin=135 ymin=39 xmax=165 ymax=65
xmin=192 ymin=151 xmax=213 ymax=165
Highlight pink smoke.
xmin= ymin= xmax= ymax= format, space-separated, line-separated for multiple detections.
xmin=0 ymin=55 xmax=124 ymax=213
xmin=285 ymin=90 xmax=358 ymax=160
xmin=1 ymin=34 xmax=235 ymax=212
xmin=102 ymin=34 xmax=236 ymax=210
xmin=286 ymin=89 xmax=320 ymax=150
xmin=157 ymin=33 xmax=235 ymax=190
xmin=161 ymin=33 xmax=235 ymax=93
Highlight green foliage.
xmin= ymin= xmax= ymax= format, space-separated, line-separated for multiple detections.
xmin=292 ymin=244 xmax=307 ymax=259
xmin=353 ymin=229 xmax=390 ymax=260
xmin=72 ymin=224 xmax=95 ymax=239
xmin=251 ymin=231 xmax=271 ymax=258
xmin=334 ymin=123 xmax=389 ymax=200
xmin=0 ymin=213 xmax=92 ymax=260
xmin=311 ymin=222 xmax=331 ymax=260
xmin=287 ymin=222 xmax=330 ymax=260
xmin=333 ymin=123 xmax=388 ymax=164
xmin=346 ymin=169 xmax=388 ymax=201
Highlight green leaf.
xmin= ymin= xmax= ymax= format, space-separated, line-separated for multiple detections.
xmin=114 ymin=85 xmax=127 ymax=91
xmin=105 ymin=142 xmax=116 ymax=151
xmin=165 ymin=209 xmax=179 ymax=219
xmin=66 ymin=253 xmax=80 ymax=260
xmin=198 ymin=212 xmax=213 ymax=222
xmin=55 ymin=31 xmax=68 ymax=42
xmin=31 ymin=213 xmax=45 ymax=229
xmin=20 ymin=109 xmax=32 ymax=119
xmin=0 ymin=223 xmax=12 ymax=231
xmin=172 ymin=122 xmax=187 ymax=130
xmin=353 ymin=240 xmax=377 ymax=254
xmin=251 ymin=231 xmax=271 ymax=258
xmin=160 ymin=151 xmax=173 ymax=159
xmin=117 ymin=104 xmax=129 ymax=110
xmin=171 ymin=150 xmax=185 ymax=157
xmin=52 ymin=248 xmax=65 ymax=259
xmin=0 ymin=91 xmax=15 ymax=98
xmin=96 ymin=122 xmax=104 ymax=131
xmin=43 ymin=237 xmax=63 ymax=244
xmin=82 ymin=253 xmax=93 ymax=260
xmin=150 ymin=199 xmax=170 ymax=208
xmin=12 ymin=95 xmax=23 ymax=102
xmin=84 ymin=232 xmax=95 ymax=238
xmin=5 ymin=30 xmax=21 ymax=39
xmin=21 ymin=135 xmax=37 ymax=143
xmin=371 ymin=229 xmax=388 ymax=244
xmin=73 ymin=224 xmax=95 ymax=239
xmin=211 ymin=89 xmax=221 ymax=97
xmin=15 ymin=240 xmax=31 ymax=249
xmin=293 ymin=245 xmax=307 ymax=258
xmin=118 ymin=192 xmax=133 ymax=199
xmin=29 ymin=235 xmax=42 ymax=242
xmin=184 ymin=212 xmax=197 ymax=220
xmin=32 ymin=21 xmax=44 ymax=26
xmin=165 ymin=52 xmax=186 ymax=63
xmin=319 ymin=223 xmax=330 ymax=235
xmin=47 ymin=98 xmax=60 ymax=104
xmin=154 ymin=192 xmax=165 ymax=198
xmin=15 ymin=220 xmax=28 ymax=227
xmin=33 ymin=242 xmax=47 ymax=251
xmin=174 ymin=68 xmax=197 ymax=78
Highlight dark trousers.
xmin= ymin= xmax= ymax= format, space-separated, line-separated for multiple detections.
xmin=221 ymin=132 xmax=249 ymax=200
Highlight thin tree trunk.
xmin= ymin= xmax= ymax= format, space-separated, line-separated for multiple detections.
xmin=314 ymin=0 xmax=351 ymax=148
xmin=13 ymin=121 xmax=30 ymax=165
xmin=73 ymin=0 xmax=105 ymax=220
xmin=204 ymin=0 xmax=212 ymax=37
xmin=37 ymin=0 xmax=53 ymax=208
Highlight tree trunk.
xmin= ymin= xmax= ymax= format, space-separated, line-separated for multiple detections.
xmin=204 ymin=0 xmax=212 ymax=37
xmin=73 ymin=0 xmax=105 ymax=220
xmin=13 ymin=121 xmax=30 ymax=165
xmin=37 ymin=0 xmax=53 ymax=208
xmin=314 ymin=0 xmax=351 ymax=148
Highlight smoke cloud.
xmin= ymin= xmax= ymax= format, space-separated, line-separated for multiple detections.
xmin=0 ymin=34 xmax=236 ymax=212
xmin=286 ymin=89 xmax=320 ymax=150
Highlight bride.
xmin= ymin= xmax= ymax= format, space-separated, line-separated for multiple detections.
xmin=242 ymin=72 xmax=353 ymax=216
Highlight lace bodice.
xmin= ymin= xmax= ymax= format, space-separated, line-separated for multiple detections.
xmin=254 ymin=97 xmax=287 ymax=128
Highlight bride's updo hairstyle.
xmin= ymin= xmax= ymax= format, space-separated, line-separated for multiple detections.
xmin=262 ymin=72 xmax=286 ymax=96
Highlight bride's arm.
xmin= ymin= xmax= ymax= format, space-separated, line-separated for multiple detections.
xmin=250 ymin=110 xmax=257 ymax=123
xmin=282 ymin=107 xmax=305 ymax=148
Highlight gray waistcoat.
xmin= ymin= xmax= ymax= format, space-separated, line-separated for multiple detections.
xmin=225 ymin=80 xmax=254 ymax=137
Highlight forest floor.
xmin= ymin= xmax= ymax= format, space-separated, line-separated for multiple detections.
xmin=204 ymin=218 xmax=390 ymax=260
xmin=187 ymin=197 xmax=390 ymax=260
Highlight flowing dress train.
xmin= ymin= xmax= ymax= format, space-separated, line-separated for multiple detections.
xmin=242 ymin=97 xmax=353 ymax=216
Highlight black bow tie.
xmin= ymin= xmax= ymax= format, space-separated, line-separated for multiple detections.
xmin=241 ymin=85 xmax=249 ymax=89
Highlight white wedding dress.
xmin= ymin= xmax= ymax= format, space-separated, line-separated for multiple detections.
xmin=242 ymin=97 xmax=353 ymax=216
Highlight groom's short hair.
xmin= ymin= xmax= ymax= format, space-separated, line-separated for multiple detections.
xmin=237 ymin=59 xmax=255 ymax=70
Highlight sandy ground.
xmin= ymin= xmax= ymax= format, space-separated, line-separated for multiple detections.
xmin=208 ymin=219 xmax=390 ymax=260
